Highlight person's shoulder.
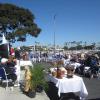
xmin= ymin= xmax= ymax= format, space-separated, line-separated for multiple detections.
xmin=73 ymin=75 xmax=82 ymax=80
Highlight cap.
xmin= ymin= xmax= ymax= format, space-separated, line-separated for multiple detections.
xmin=1 ymin=58 xmax=8 ymax=63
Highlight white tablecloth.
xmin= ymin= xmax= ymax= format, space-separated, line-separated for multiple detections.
xmin=19 ymin=60 xmax=33 ymax=66
xmin=48 ymin=74 xmax=88 ymax=99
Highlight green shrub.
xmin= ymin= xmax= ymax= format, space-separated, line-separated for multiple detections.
xmin=30 ymin=63 xmax=48 ymax=90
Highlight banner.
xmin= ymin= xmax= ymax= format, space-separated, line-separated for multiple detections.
xmin=0 ymin=44 xmax=9 ymax=58
xmin=0 ymin=34 xmax=9 ymax=58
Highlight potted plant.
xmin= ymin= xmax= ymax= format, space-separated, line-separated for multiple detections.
xmin=30 ymin=63 xmax=48 ymax=94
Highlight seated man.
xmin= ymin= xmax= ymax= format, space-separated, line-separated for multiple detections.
xmin=0 ymin=58 xmax=8 ymax=80
xmin=0 ymin=58 xmax=16 ymax=91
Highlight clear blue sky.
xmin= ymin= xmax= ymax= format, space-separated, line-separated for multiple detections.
xmin=0 ymin=0 xmax=100 ymax=47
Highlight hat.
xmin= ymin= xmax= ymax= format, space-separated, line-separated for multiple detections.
xmin=1 ymin=58 xmax=8 ymax=63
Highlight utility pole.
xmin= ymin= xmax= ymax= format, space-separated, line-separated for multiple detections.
xmin=53 ymin=14 xmax=56 ymax=55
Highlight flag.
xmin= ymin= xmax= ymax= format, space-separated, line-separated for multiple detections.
xmin=2 ymin=34 xmax=8 ymax=44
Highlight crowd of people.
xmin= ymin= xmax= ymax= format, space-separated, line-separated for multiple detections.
xmin=47 ymin=51 xmax=100 ymax=79
xmin=64 ymin=52 xmax=100 ymax=78
xmin=0 ymin=46 xmax=100 ymax=93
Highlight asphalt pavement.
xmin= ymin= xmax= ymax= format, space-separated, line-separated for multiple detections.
xmin=83 ymin=77 xmax=100 ymax=100
xmin=0 ymin=86 xmax=50 ymax=100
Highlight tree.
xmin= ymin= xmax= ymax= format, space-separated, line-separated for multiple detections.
xmin=0 ymin=3 xmax=41 ymax=43
xmin=91 ymin=42 xmax=96 ymax=50
xmin=76 ymin=45 xmax=82 ymax=50
xmin=63 ymin=46 xmax=68 ymax=50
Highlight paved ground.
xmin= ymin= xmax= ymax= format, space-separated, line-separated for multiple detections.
xmin=83 ymin=77 xmax=100 ymax=100
xmin=0 ymin=86 xmax=50 ymax=100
